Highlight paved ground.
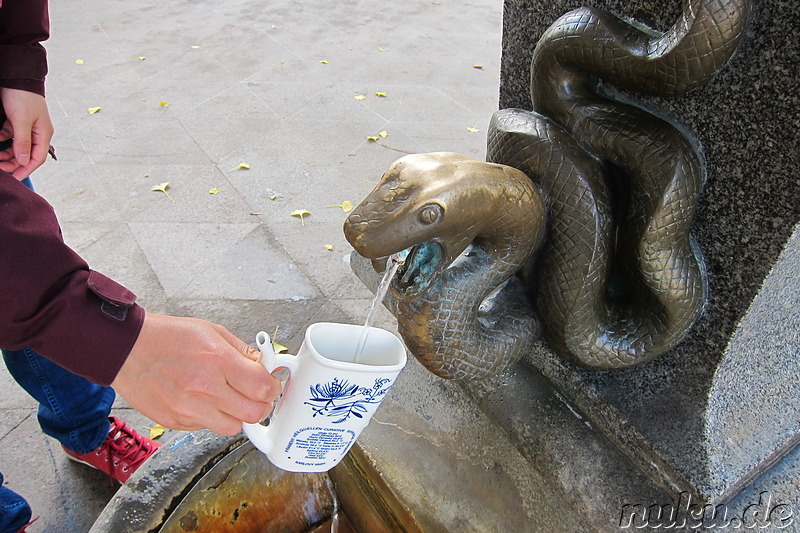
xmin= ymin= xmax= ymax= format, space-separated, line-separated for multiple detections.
xmin=0 ymin=0 xmax=503 ymax=531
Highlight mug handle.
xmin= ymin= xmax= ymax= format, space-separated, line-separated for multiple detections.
xmin=242 ymin=331 xmax=298 ymax=454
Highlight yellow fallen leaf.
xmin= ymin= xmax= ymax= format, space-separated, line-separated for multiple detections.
xmin=273 ymin=340 xmax=288 ymax=354
xmin=473 ymin=65 xmax=484 ymax=69
xmin=375 ymin=92 xmax=387 ymax=97
xmin=267 ymin=194 xmax=277 ymax=200
xmin=379 ymin=130 xmax=389 ymax=138
xmin=87 ymin=106 xmax=103 ymax=114
xmin=320 ymin=60 xmax=329 ymax=64
xmin=138 ymin=56 xmax=147 ymax=61
xmin=159 ymin=101 xmax=170 ymax=107
xmin=324 ymin=244 xmax=334 ymax=251
xmin=367 ymin=136 xmax=380 ymax=141
xmin=191 ymin=45 xmax=201 ymax=49
xmin=378 ymin=47 xmax=387 ymax=52
xmin=151 ymin=181 xmax=175 ymax=203
xmin=354 ymin=94 xmax=367 ymax=101
xmin=328 ymin=200 xmax=354 ymax=213
xmin=145 ymin=424 xmax=165 ymax=440
xmin=227 ymin=162 xmax=250 ymax=172
xmin=272 ymin=327 xmax=288 ymax=354
xmin=250 ymin=211 xmax=264 ymax=215
xmin=290 ymin=209 xmax=310 ymax=226
xmin=75 ymin=59 xmax=85 ymax=65
xmin=208 ymin=188 xmax=222 ymax=194
xmin=466 ymin=127 xmax=480 ymax=133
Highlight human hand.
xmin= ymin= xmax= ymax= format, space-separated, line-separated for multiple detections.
xmin=0 ymin=87 xmax=55 ymax=179
xmin=111 ymin=313 xmax=282 ymax=436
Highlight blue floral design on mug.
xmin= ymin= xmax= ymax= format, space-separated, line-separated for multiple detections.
xmin=304 ymin=377 xmax=392 ymax=423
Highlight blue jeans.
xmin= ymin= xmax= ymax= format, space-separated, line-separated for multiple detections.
xmin=0 ymin=177 xmax=115 ymax=532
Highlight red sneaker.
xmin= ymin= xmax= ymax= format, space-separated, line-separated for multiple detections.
xmin=63 ymin=416 xmax=161 ymax=484
xmin=16 ymin=516 xmax=38 ymax=532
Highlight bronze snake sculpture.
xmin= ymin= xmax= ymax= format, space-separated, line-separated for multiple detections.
xmin=345 ymin=153 xmax=547 ymax=379
xmin=344 ymin=0 xmax=749 ymax=378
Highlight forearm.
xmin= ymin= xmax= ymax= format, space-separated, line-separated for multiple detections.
xmin=0 ymin=0 xmax=50 ymax=96
xmin=0 ymin=173 xmax=143 ymax=385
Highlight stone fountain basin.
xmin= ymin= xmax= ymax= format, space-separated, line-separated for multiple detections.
xmin=89 ymin=322 xmax=587 ymax=533
xmin=90 ymin=430 xmax=419 ymax=533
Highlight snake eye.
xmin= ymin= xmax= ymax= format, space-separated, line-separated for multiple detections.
xmin=418 ymin=203 xmax=443 ymax=225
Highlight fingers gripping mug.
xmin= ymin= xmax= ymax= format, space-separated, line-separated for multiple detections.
xmin=243 ymin=322 xmax=407 ymax=473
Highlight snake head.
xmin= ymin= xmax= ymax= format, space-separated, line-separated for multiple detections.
xmin=343 ymin=152 xmax=483 ymax=299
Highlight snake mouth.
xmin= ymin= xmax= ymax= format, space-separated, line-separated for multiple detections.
xmin=392 ymin=241 xmax=443 ymax=299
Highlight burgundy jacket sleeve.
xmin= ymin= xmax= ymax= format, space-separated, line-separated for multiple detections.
xmin=0 ymin=173 xmax=145 ymax=385
xmin=0 ymin=0 xmax=49 ymax=97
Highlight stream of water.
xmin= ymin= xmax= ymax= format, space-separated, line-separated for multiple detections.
xmin=352 ymin=250 xmax=409 ymax=364
xmin=327 ymin=475 xmax=341 ymax=533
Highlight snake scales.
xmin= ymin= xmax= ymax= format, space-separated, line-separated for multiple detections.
xmin=344 ymin=0 xmax=749 ymax=379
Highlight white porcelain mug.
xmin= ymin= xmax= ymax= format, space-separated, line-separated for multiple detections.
xmin=243 ymin=322 xmax=407 ymax=472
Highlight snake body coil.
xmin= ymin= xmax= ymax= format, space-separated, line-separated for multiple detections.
xmin=345 ymin=0 xmax=749 ymax=378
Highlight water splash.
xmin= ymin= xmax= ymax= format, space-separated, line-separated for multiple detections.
xmin=322 ymin=471 xmax=341 ymax=533
xmin=352 ymin=250 xmax=410 ymax=364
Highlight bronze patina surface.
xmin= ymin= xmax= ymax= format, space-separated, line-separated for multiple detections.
xmin=345 ymin=0 xmax=749 ymax=376
xmin=345 ymin=152 xmax=546 ymax=379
